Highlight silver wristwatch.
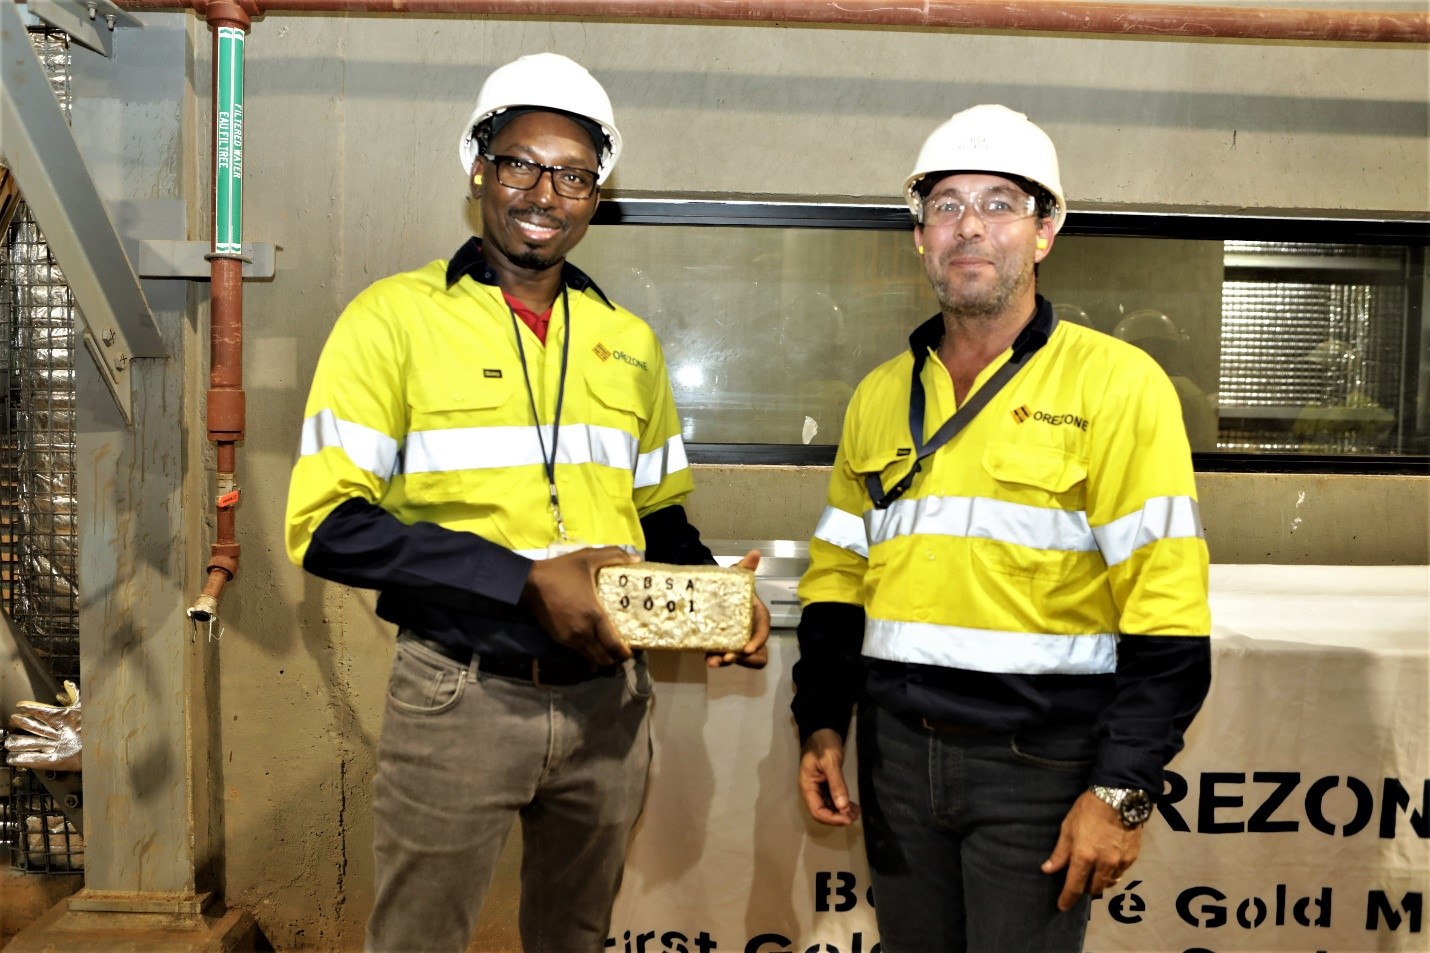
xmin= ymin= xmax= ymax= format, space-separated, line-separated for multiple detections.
xmin=1090 ymin=785 xmax=1153 ymax=829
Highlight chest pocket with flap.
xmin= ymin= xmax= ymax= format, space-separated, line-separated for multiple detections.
xmin=581 ymin=369 xmax=652 ymax=498
xmin=974 ymin=443 xmax=1091 ymax=578
xmin=402 ymin=375 xmax=523 ymax=504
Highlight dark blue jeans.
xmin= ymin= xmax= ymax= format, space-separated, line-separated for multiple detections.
xmin=856 ymin=703 xmax=1095 ymax=953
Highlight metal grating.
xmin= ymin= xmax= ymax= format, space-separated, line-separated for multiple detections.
xmin=1226 ymin=241 xmax=1403 ymax=259
xmin=1218 ymin=242 xmax=1407 ymax=454
xmin=0 ymin=29 xmax=82 ymax=876
xmin=0 ymin=734 xmax=84 ymax=873
xmin=0 ymin=28 xmax=79 ymax=687
xmin=1 ymin=211 xmax=80 ymax=686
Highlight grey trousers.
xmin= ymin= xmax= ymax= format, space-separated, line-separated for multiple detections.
xmin=365 ymin=633 xmax=653 ymax=953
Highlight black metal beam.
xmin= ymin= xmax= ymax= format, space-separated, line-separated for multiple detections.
xmin=595 ymin=197 xmax=1430 ymax=246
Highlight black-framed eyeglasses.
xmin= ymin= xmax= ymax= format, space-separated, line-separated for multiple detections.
xmin=481 ymin=153 xmax=599 ymax=200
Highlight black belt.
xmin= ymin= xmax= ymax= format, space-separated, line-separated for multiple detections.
xmin=480 ymin=653 xmax=622 ymax=687
xmin=404 ymin=632 xmax=621 ymax=687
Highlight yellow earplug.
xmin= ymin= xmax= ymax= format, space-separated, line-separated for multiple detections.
xmin=917 ymin=245 xmax=925 ymax=255
xmin=473 ymin=174 xmax=483 ymax=186
xmin=1036 ymin=238 xmax=1048 ymax=250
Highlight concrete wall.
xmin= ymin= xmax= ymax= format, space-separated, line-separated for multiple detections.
xmin=71 ymin=10 xmax=1428 ymax=950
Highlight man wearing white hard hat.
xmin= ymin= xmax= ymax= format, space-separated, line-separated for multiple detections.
xmin=792 ymin=105 xmax=1211 ymax=950
xmin=1113 ymin=309 xmax=1220 ymax=450
xmin=286 ymin=53 xmax=768 ymax=952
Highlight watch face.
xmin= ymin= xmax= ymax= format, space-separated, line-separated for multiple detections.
xmin=1121 ymin=790 xmax=1154 ymax=827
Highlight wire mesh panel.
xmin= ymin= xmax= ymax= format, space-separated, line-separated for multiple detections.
xmin=0 ymin=28 xmax=82 ymax=875
xmin=0 ymin=732 xmax=83 ymax=873
xmin=1 ymin=212 xmax=80 ymax=684
xmin=0 ymin=28 xmax=79 ymax=685
xmin=0 ymin=241 xmax=13 ymax=611
xmin=1218 ymin=242 xmax=1408 ymax=453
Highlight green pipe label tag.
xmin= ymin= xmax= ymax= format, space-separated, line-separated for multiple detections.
xmin=215 ymin=26 xmax=245 ymax=256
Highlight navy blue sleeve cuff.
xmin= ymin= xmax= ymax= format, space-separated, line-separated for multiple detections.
xmin=791 ymin=601 xmax=866 ymax=744
xmin=1093 ymin=635 xmax=1212 ymax=795
xmin=305 ymin=497 xmax=533 ymax=606
xmin=639 ymin=504 xmax=716 ymax=566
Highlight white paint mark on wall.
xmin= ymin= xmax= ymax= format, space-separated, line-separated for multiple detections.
xmin=1290 ymin=490 xmax=1306 ymax=533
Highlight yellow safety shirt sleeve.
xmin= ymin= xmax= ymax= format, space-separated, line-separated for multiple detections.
xmin=1084 ymin=350 xmax=1212 ymax=789
xmin=798 ymin=394 xmax=874 ymax=608
xmin=792 ymin=402 xmax=873 ymax=741
xmin=630 ymin=343 xmax=696 ymax=519
xmin=1085 ymin=354 xmax=1211 ymax=637
xmin=286 ymin=287 xmax=406 ymax=566
xmin=284 ymin=285 xmax=533 ymax=609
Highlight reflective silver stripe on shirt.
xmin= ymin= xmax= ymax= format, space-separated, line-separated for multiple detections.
xmin=403 ymin=423 xmax=638 ymax=473
xmin=812 ymin=505 xmax=869 ymax=558
xmin=300 ymin=409 xmax=400 ymax=480
xmin=863 ymin=616 xmax=1118 ymax=675
xmin=1093 ymin=495 xmax=1204 ymax=568
xmin=633 ymin=434 xmax=691 ymax=489
xmin=512 ymin=545 xmax=641 ymax=560
xmin=864 ymin=494 xmax=1097 ymax=552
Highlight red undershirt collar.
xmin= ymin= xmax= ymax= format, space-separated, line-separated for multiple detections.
xmin=502 ymin=291 xmax=554 ymax=345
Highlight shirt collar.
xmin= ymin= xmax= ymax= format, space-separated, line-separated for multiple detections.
xmin=444 ymin=237 xmax=614 ymax=309
xmin=908 ymin=294 xmax=1057 ymax=361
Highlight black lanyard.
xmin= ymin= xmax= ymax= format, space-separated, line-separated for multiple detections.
xmin=509 ymin=285 xmax=572 ymax=541
xmin=867 ymin=311 xmax=1058 ymax=510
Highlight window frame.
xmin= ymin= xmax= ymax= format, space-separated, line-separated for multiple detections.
xmin=591 ymin=197 xmax=1430 ymax=473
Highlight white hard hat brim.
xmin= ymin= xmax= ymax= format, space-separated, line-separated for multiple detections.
xmin=458 ymin=104 xmax=623 ymax=184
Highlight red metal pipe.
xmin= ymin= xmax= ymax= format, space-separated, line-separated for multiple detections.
xmin=117 ymin=0 xmax=1429 ymax=43
xmin=196 ymin=1 xmax=253 ymax=617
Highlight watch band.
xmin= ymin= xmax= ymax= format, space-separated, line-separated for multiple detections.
xmin=1091 ymin=785 xmax=1154 ymax=829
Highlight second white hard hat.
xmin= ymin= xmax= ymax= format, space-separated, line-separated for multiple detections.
xmin=1114 ymin=309 xmax=1185 ymax=346
xmin=904 ymin=104 xmax=1066 ymax=232
xmin=457 ymin=53 xmax=623 ymax=185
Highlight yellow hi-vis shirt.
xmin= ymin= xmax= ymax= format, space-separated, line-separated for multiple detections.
xmin=285 ymin=251 xmax=693 ymax=569
xmin=799 ymin=311 xmax=1211 ymax=676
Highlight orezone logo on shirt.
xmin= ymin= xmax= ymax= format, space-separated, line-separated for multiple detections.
xmin=612 ymin=350 xmax=648 ymax=371
xmin=1035 ymin=410 xmax=1089 ymax=430
xmin=1012 ymin=403 xmax=1086 ymax=429
xmin=593 ymin=342 xmax=647 ymax=371
xmin=1013 ymin=404 xmax=1088 ymax=430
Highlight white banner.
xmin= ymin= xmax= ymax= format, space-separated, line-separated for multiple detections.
xmin=610 ymin=565 xmax=1429 ymax=953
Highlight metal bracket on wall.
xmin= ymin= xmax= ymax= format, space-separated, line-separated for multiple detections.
xmin=136 ymin=240 xmax=277 ymax=280
xmin=26 ymin=0 xmax=142 ymax=58
xmin=1 ymin=1 xmax=166 ymax=426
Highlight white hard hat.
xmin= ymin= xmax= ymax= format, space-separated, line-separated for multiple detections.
xmin=904 ymin=104 xmax=1066 ymax=233
xmin=1113 ymin=310 xmax=1185 ymax=346
xmin=457 ymin=53 xmax=623 ymax=185
xmin=1052 ymin=302 xmax=1092 ymax=328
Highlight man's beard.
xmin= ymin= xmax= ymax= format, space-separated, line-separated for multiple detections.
xmin=929 ymin=243 xmax=1033 ymax=320
xmin=498 ymin=205 xmax=568 ymax=271
xmin=508 ymin=248 xmax=562 ymax=270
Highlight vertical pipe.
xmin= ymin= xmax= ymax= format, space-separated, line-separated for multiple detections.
xmin=189 ymin=5 xmax=250 ymax=623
